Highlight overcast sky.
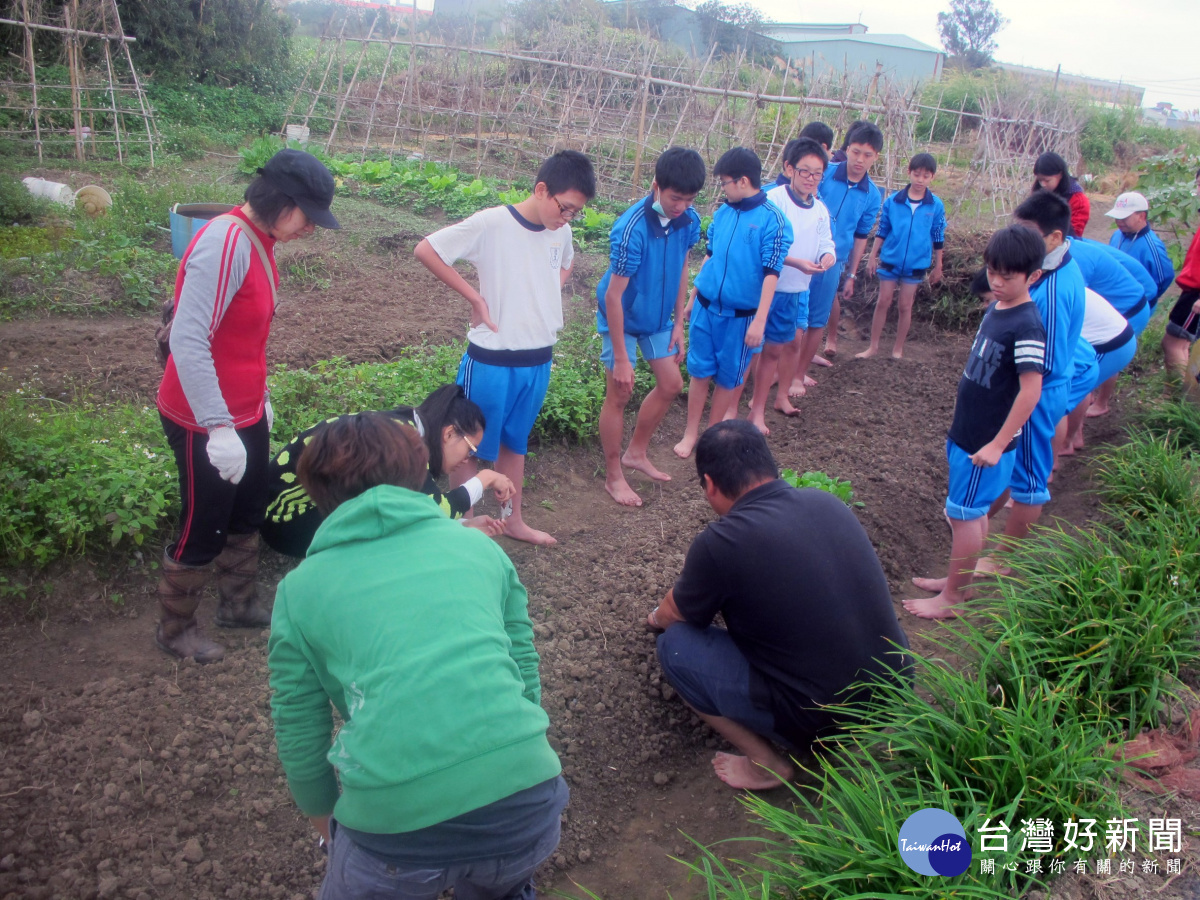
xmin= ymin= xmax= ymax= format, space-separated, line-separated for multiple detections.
xmin=751 ymin=0 xmax=1200 ymax=109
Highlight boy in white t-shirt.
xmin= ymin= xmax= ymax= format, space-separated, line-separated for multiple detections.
xmin=415 ymin=150 xmax=596 ymax=545
xmin=747 ymin=138 xmax=835 ymax=433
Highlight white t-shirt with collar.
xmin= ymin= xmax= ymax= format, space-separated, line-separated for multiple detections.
xmin=425 ymin=205 xmax=575 ymax=351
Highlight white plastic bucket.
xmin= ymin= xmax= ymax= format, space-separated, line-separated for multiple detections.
xmin=22 ymin=177 xmax=74 ymax=206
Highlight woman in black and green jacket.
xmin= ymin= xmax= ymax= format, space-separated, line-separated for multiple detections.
xmin=261 ymin=385 xmax=514 ymax=557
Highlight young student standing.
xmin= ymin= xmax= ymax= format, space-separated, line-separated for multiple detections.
xmin=748 ymin=138 xmax=835 ymax=433
xmin=906 ymin=226 xmax=1045 ymax=620
xmin=857 ymin=153 xmax=947 ymax=359
xmin=673 ymin=148 xmax=791 ymax=459
xmin=792 ymin=123 xmax=883 ymax=396
xmin=822 ymin=120 xmax=870 ymax=358
xmin=772 ymin=122 xmax=834 ymax=187
xmin=415 ymin=150 xmax=596 ymax=545
xmin=596 ymin=148 xmax=705 ymax=506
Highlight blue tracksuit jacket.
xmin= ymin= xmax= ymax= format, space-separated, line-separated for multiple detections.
xmin=816 ymin=162 xmax=882 ymax=261
xmin=1030 ymin=251 xmax=1087 ymax=389
xmin=1067 ymin=237 xmax=1146 ymax=318
xmin=1109 ymin=226 xmax=1176 ymax=303
xmin=596 ymin=195 xmax=702 ymax=336
xmin=875 ymin=186 xmax=947 ymax=277
xmin=693 ymin=191 xmax=792 ymax=315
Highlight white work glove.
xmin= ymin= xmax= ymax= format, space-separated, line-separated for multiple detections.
xmin=206 ymin=426 xmax=247 ymax=485
xmin=264 ymin=398 xmax=274 ymax=432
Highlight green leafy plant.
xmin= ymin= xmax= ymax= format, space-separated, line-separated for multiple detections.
xmin=779 ymin=468 xmax=859 ymax=506
xmin=0 ymin=390 xmax=177 ymax=566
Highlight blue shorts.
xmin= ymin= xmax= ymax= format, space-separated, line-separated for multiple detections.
xmin=1095 ymin=335 xmax=1137 ymax=385
xmin=600 ymin=327 xmax=675 ymax=370
xmin=1009 ymin=381 xmax=1068 ymax=506
xmin=657 ymin=623 xmax=795 ymax=748
xmin=945 ymin=438 xmax=1017 ymax=521
xmin=456 ymin=355 xmax=552 ymax=461
xmin=794 ymin=290 xmax=811 ymax=331
xmin=765 ymin=291 xmax=803 ymax=345
xmin=686 ymin=302 xmax=757 ymax=390
xmin=1067 ymin=342 xmax=1100 ymax=414
xmin=806 ymin=260 xmax=845 ymax=329
xmin=877 ymin=270 xmax=925 ymax=286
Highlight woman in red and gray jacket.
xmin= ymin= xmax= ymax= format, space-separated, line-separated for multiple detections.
xmin=156 ymin=149 xmax=339 ymax=663
xmin=1162 ymin=167 xmax=1200 ymax=372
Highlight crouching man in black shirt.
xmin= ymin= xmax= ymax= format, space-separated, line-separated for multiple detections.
xmin=646 ymin=420 xmax=910 ymax=790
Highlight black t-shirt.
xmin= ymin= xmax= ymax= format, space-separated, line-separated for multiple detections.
xmin=672 ymin=480 xmax=911 ymax=748
xmin=948 ymin=300 xmax=1046 ymax=455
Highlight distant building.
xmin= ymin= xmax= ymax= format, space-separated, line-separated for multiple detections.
xmin=604 ymin=0 xmax=780 ymax=59
xmin=1143 ymin=102 xmax=1200 ymax=131
xmin=757 ymin=25 xmax=944 ymax=86
xmin=994 ymin=62 xmax=1144 ymax=108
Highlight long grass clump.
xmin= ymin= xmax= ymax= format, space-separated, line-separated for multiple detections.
xmin=690 ymin=391 xmax=1200 ymax=897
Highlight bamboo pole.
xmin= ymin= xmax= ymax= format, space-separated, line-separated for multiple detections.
xmin=63 ymin=2 xmax=86 ymax=161
xmin=0 ymin=16 xmax=134 ymax=40
xmin=101 ymin=31 xmax=123 ymax=162
xmin=303 ymin=15 xmax=349 ymax=128
xmin=628 ymin=48 xmax=654 ymax=198
xmin=109 ymin=0 xmax=157 ymax=164
xmin=325 ymin=12 xmax=381 ymax=153
xmin=19 ymin=0 xmax=42 ymax=163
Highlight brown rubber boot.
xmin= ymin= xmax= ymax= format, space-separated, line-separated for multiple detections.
xmin=214 ymin=532 xmax=272 ymax=629
xmin=156 ymin=554 xmax=225 ymax=664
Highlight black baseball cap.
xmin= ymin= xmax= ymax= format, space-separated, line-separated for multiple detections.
xmin=260 ymin=149 xmax=340 ymax=230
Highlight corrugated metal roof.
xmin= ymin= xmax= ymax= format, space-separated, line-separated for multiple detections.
xmin=760 ymin=31 xmax=942 ymax=55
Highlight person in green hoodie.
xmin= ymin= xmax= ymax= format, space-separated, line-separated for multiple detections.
xmin=267 ymin=412 xmax=566 ymax=900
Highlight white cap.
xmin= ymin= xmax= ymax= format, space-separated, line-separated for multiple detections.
xmin=1105 ymin=192 xmax=1149 ymax=219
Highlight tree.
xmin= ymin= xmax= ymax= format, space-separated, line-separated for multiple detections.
xmin=937 ymin=0 xmax=1008 ymax=69
xmin=117 ymin=0 xmax=293 ymax=90
xmin=693 ymin=0 xmax=772 ymax=58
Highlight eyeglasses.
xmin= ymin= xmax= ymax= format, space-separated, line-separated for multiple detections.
xmin=718 ymin=178 xmax=736 ymax=189
xmin=461 ymin=433 xmax=478 ymax=457
xmin=792 ymin=168 xmax=823 ymax=181
xmin=553 ymin=196 xmax=582 ymax=220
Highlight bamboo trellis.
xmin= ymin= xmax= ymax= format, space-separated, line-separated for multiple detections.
xmin=0 ymin=0 xmax=158 ymax=163
xmin=283 ymin=13 xmax=1080 ymax=218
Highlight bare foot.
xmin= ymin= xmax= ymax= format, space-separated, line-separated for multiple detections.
xmin=812 ymin=354 xmax=833 ymax=368
xmin=622 ymin=452 xmax=672 ymax=482
xmin=1085 ymin=404 xmax=1109 ymax=419
xmin=503 ymin=520 xmax=557 ymax=546
xmin=903 ymin=593 xmax=965 ymax=620
xmin=749 ymin=413 xmax=770 ymax=436
xmin=855 ymin=347 xmax=879 ymax=360
xmin=711 ymin=752 xmax=790 ymax=790
xmin=823 ymin=344 xmax=838 ymax=357
xmin=673 ymin=435 xmax=697 ymax=459
xmin=891 ymin=349 xmax=904 ymax=359
xmin=1072 ymin=433 xmax=1085 ymax=451
xmin=788 ymin=379 xmax=807 ymax=399
xmin=605 ymin=475 xmax=642 ymax=507
xmin=973 ymin=556 xmax=1009 ymax=578
xmin=773 ymin=399 xmax=801 ymax=417
xmin=804 ymin=375 xmax=818 ymax=387
xmin=912 ymin=575 xmax=947 ymax=592
xmin=1058 ymin=445 xmax=1077 ymax=458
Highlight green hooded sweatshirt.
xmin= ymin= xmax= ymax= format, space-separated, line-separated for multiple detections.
xmin=268 ymin=484 xmax=561 ymax=834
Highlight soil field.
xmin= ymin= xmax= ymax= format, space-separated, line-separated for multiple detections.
xmin=1 ymin=194 xmax=1198 ymax=900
